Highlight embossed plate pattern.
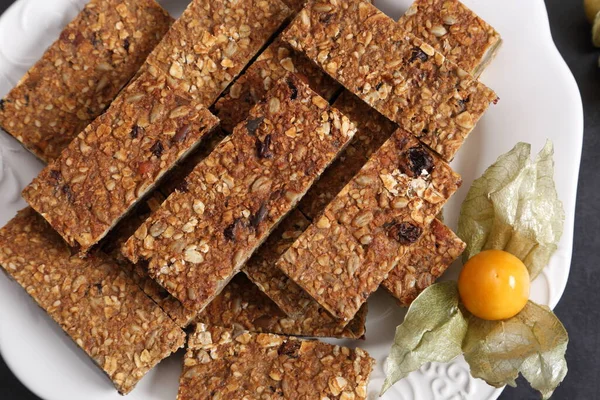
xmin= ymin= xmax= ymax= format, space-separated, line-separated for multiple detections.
xmin=0 ymin=0 xmax=583 ymax=399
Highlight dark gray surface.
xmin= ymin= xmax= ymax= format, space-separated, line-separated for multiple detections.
xmin=0 ymin=0 xmax=598 ymax=399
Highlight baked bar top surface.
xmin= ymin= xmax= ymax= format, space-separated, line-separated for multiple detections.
xmin=398 ymin=0 xmax=502 ymax=77
xmin=0 ymin=208 xmax=185 ymax=394
xmin=277 ymin=129 xmax=462 ymax=321
xmin=283 ymin=0 xmax=497 ymax=161
xmin=0 ymin=0 xmax=172 ymax=162
xmin=145 ymin=0 xmax=292 ymax=107
xmin=22 ymin=71 xmax=219 ymax=252
xmin=177 ymin=324 xmax=374 ymax=399
xmin=213 ymin=36 xmax=340 ymax=133
xmin=122 ymin=74 xmax=356 ymax=312
xmin=198 ymin=274 xmax=367 ymax=338
xmin=383 ymin=218 xmax=465 ymax=306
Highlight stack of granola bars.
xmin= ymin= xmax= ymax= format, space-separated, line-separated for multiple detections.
xmin=0 ymin=0 xmax=501 ymax=397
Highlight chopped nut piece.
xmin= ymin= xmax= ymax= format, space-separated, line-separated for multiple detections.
xmin=144 ymin=0 xmax=291 ymax=107
xmin=178 ymin=324 xmax=374 ymax=399
xmin=23 ymin=71 xmax=219 ymax=252
xmin=198 ymin=274 xmax=367 ymax=338
xmin=277 ymin=129 xmax=461 ymax=321
xmin=0 ymin=208 xmax=186 ymax=394
xmin=122 ymin=75 xmax=356 ymax=312
xmin=0 ymin=0 xmax=172 ymax=162
xmin=398 ymin=0 xmax=502 ymax=77
xmin=283 ymin=0 xmax=498 ymax=161
xmin=213 ymin=37 xmax=340 ymax=133
xmin=382 ymin=218 xmax=465 ymax=306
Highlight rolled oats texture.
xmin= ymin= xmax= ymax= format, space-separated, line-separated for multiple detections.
xmin=177 ymin=324 xmax=374 ymax=399
xmin=283 ymin=0 xmax=498 ymax=161
xmin=0 ymin=208 xmax=186 ymax=394
xmin=22 ymin=71 xmax=219 ymax=252
xmin=122 ymin=74 xmax=356 ymax=313
xmin=277 ymin=129 xmax=462 ymax=321
xmin=0 ymin=0 xmax=172 ymax=162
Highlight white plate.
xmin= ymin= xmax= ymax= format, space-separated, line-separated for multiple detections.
xmin=0 ymin=0 xmax=582 ymax=399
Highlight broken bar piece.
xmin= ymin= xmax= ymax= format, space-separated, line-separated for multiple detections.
xmin=283 ymin=0 xmax=498 ymax=161
xmin=198 ymin=274 xmax=367 ymax=339
xmin=277 ymin=129 xmax=462 ymax=321
xmin=398 ymin=0 xmax=502 ymax=78
xmin=213 ymin=36 xmax=340 ymax=133
xmin=177 ymin=324 xmax=374 ymax=399
xmin=382 ymin=218 xmax=465 ymax=306
xmin=0 ymin=208 xmax=186 ymax=394
xmin=122 ymin=75 xmax=356 ymax=312
xmin=23 ymin=71 xmax=220 ymax=252
xmin=144 ymin=0 xmax=291 ymax=107
xmin=0 ymin=0 xmax=172 ymax=162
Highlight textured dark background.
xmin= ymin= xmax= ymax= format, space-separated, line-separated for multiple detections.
xmin=0 ymin=0 xmax=598 ymax=399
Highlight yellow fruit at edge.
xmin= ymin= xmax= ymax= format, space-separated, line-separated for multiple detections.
xmin=585 ymin=0 xmax=600 ymax=23
xmin=458 ymin=249 xmax=530 ymax=321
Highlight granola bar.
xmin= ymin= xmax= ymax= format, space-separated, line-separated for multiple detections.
xmin=398 ymin=0 xmax=502 ymax=78
xmin=22 ymin=71 xmax=219 ymax=252
xmin=213 ymin=37 xmax=340 ymax=133
xmin=198 ymin=274 xmax=367 ymax=338
xmin=0 ymin=0 xmax=172 ymax=163
xmin=277 ymin=129 xmax=462 ymax=321
xmin=144 ymin=0 xmax=291 ymax=107
xmin=0 ymin=208 xmax=186 ymax=394
xmin=382 ymin=218 xmax=465 ymax=306
xmin=282 ymin=0 xmax=498 ymax=161
xmin=122 ymin=75 xmax=357 ymax=312
xmin=178 ymin=324 xmax=374 ymax=399
xmin=299 ymin=90 xmax=395 ymax=219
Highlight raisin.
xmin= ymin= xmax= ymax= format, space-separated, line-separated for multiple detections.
xmin=62 ymin=184 xmax=74 ymax=202
xmin=400 ymin=146 xmax=434 ymax=177
xmin=224 ymin=219 xmax=242 ymax=241
xmin=387 ymin=222 xmax=422 ymax=244
xmin=123 ymin=37 xmax=130 ymax=52
xmin=278 ymin=340 xmax=301 ymax=358
xmin=0 ymin=99 xmax=4 ymax=111
xmin=246 ymin=117 xmax=264 ymax=135
xmin=250 ymin=202 xmax=268 ymax=229
xmin=172 ymin=124 xmax=190 ymax=144
xmin=50 ymin=170 xmax=62 ymax=181
xmin=409 ymin=47 xmax=428 ymax=63
xmin=375 ymin=82 xmax=384 ymax=90
xmin=94 ymin=283 xmax=103 ymax=294
xmin=256 ymin=134 xmax=273 ymax=159
xmin=23 ymin=94 xmax=29 ymax=105
xmin=287 ymin=79 xmax=298 ymax=100
xmin=150 ymin=141 xmax=164 ymax=157
xmin=130 ymin=125 xmax=141 ymax=139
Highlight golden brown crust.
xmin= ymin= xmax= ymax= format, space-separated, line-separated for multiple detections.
xmin=213 ymin=37 xmax=340 ymax=133
xmin=23 ymin=71 xmax=219 ymax=252
xmin=0 ymin=0 xmax=172 ymax=162
xmin=398 ymin=0 xmax=502 ymax=77
xmin=122 ymin=75 xmax=356 ymax=313
xmin=283 ymin=0 xmax=498 ymax=161
xmin=382 ymin=218 xmax=465 ymax=306
xmin=0 ymin=208 xmax=186 ymax=394
xmin=197 ymin=274 xmax=366 ymax=338
xmin=277 ymin=129 xmax=462 ymax=321
xmin=178 ymin=324 xmax=374 ymax=399
xmin=144 ymin=0 xmax=291 ymax=107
